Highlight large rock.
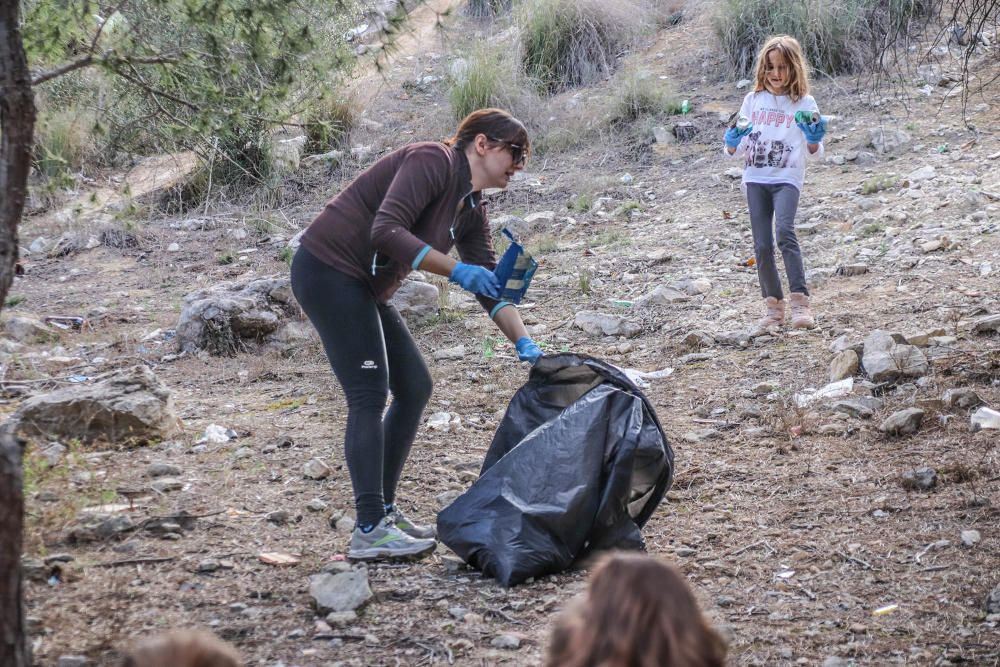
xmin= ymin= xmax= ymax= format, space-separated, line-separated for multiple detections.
xmin=2 ymin=316 xmax=59 ymax=344
xmin=633 ymin=286 xmax=688 ymax=308
xmin=388 ymin=279 xmax=439 ymax=324
xmin=972 ymin=314 xmax=1000 ymax=335
xmin=861 ymin=330 xmax=928 ymax=383
xmin=176 ymin=276 xmax=299 ymax=355
xmin=881 ymin=408 xmax=924 ymax=436
xmin=14 ymin=365 xmax=180 ymax=443
xmin=573 ymin=311 xmax=640 ymax=338
xmin=869 ymin=127 xmax=911 ymax=154
xmin=830 ymin=350 xmax=859 ymax=382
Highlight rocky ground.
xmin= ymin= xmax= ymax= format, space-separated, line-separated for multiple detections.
xmin=6 ymin=1 xmax=1000 ymax=666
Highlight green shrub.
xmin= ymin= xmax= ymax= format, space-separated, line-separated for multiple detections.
xmin=302 ymin=95 xmax=355 ymax=154
xmin=861 ymin=174 xmax=899 ymax=194
xmin=520 ymin=0 xmax=649 ymax=93
xmin=607 ymin=69 xmax=684 ymax=126
xmin=714 ymin=0 xmax=933 ymax=77
xmin=33 ymin=106 xmax=97 ymax=181
xmin=448 ymin=44 xmax=522 ymax=120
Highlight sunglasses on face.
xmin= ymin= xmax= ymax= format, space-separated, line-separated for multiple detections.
xmin=487 ymin=136 xmax=527 ymax=166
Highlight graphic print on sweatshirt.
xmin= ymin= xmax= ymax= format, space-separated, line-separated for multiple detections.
xmin=744 ymin=104 xmax=805 ymax=170
xmin=728 ymin=91 xmax=822 ymax=190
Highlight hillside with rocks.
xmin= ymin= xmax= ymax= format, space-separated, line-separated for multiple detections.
xmin=5 ymin=1 xmax=1000 ymax=665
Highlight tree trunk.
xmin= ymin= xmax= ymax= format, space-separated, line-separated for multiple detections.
xmin=0 ymin=0 xmax=36 ymax=663
xmin=0 ymin=427 xmax=28 ymax=667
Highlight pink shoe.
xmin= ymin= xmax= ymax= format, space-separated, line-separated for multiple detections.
xmin=758 ymin=296 xmax=785 ymax=328
xmin=789 ymin=293 xmax=815 ymax=329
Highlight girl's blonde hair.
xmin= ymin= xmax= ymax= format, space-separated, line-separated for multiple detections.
xmin=545 ymin=553 xmax=727 ymax=667
xmin=753 ymin=35 xmax=810 ymax=101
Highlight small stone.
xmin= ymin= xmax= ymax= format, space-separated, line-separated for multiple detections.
xmin=146 ymin=462 xmax=181 ymax=478
xmin=306 ymin=499 xmax=328 ymax=512
xmin=942 ymin=388 xmax=982 ymax=409
xmin=433 ymin=345 xmax=465 ymax=361
xmin=881 ymin=408 xmax=924 ymax=436
xmin=325 ymin=610 xmax=358 ymax=626
xmin=266 ymin=510 xmax=291 ymax=525
xmin=197 ymin=559 xmax=220 ymax=572
xmin=960 ymin=530 xmax=981 ymax=547
xmin=436 ymin=490 xmax=461 ymax=508
xmin=57 ymin=657 xmax=88 ymax=667
xmin=151 ymin=478 xmax=183 ymax=492
xmin=900 ymin=467 xmax=937 ymax=491
xmin=682 ymin=330 xmax=714 ymax=349
xmin=232 ymin=447 xmax=254 ymax=460
xmin=303 ymin=458 xmax=331 ymax=480
xmin=675 ymin=547 xmax=697 ymax=557
xmin=490 ymin=634 xmax=522 ymax=650
xmin=309 ymin=571 xmax=373 ymax=613
xmin=836 ymin=264 xmax=868 ymax=277
xmin=986 ymin=583 xmax=1000 ymax=614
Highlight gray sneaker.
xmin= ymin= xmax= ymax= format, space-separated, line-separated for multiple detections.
xmin=388 ymin=506 xmax=437 ymax=539
xmin=348 ymin=516 xmax=436 ymax=562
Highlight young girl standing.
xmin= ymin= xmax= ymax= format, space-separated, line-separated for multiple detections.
xmin=723 ymin=35 xmax=825 ymax=329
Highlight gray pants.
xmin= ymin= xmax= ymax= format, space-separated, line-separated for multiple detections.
xmin=746 ymin=182 xmax=808 ymax=299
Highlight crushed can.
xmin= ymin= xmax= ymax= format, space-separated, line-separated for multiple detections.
xmin=728 ymin=112 xmax=752 ymax=132
xmin=794 ymin=110 xmax=821 ymax=125
xmin=493 ymin=228 xmax=538 ymax=304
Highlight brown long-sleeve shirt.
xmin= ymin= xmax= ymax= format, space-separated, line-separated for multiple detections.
xmin=299 ymin=142 xmax=499 ymax=309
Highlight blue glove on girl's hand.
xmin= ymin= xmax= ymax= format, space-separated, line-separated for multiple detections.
xmin=796 ymin=118 xmax=826 ymax=144
xmin=450 ymin=262 xmax=502 ymax=299
xmin=724 ymin=126 xmax=751 ymax=148
xmin=515 ymin=336 xmax=543 ymax=364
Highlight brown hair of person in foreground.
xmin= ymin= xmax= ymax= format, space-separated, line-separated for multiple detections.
xmin=119 ymin=629 xmax=243 ymax=667
xmin=546 ymin=552 xmax=727 ymax=667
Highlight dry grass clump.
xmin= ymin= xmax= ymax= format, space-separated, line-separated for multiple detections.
xmin=464 ymin=0 xmax=513 ymax=18
xmin=607 ymin=68 xmax=685 ymax=126
xmin=448 ymin=43 xmax=527 ymax=120
xmin=520 ymin=0 xmax=650 ymax=93
xmin=714 ymin=0 xmax=935 ymax=76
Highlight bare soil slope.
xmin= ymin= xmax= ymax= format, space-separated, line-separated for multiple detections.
xmin=8 ymin=2 xmax=1000 ymax=665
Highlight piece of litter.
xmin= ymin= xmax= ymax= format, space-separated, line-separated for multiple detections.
xmin=259 ymin=552 xmax=300 ymax=566
xmin=618 ymin=366 xmax=675 ymax=389
xmin=872 ymin=604 xmax=898 ymax=616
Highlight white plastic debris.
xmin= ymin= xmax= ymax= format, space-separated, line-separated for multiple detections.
xmin=199 ymin=424 xmax=233 ymax=444
xmin=617 ymin=366 xmax=674 ymax=389
xmin=971 ymin=406 xmax=1000 ymax=431
xmin=794 ymin=378 xmax=854 ymax=408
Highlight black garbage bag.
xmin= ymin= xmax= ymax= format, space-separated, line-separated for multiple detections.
xmin=437 ymin=353 xmax=673 ymax=586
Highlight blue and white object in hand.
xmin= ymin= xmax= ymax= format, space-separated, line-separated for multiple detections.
xmin=724 ymin=125 xmax=751 ymax=148
xmin=515 ymin=336 xmax=543 ymax=364
xmin=450 ymin=262 xmax=502 ymax=299
xmin=796 ymin=118 xmax=827 ymax=144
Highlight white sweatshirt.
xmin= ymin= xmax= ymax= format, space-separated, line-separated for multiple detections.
xmin=725 ymin=91 xmax=825 ymax=191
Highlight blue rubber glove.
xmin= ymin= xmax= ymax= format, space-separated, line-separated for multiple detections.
xmin=515 ymin=336 xmax=543 ymax=364
xmin=724 ymin=125 xmax=751 ymax=148
xmin=450 ymin=262 xmax=501 ymax=299
xmin=796 ymin=118 xmax=826 ymax=144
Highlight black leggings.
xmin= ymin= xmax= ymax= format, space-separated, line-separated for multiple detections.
xmin=290 ymin=246 xmax=432 ymax=527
